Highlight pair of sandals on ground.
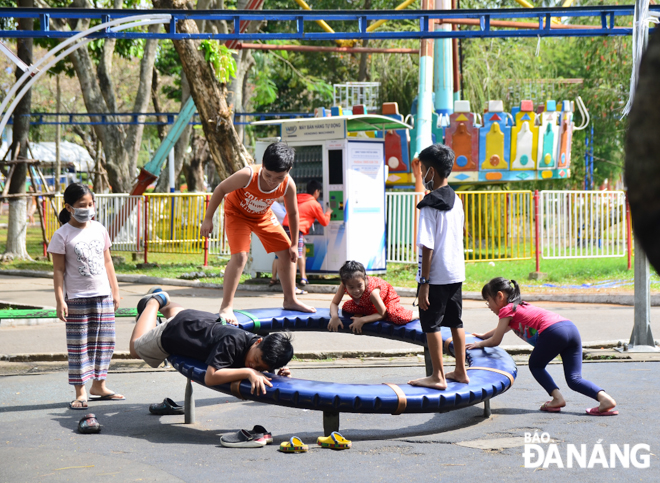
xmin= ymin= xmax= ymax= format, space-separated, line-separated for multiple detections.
xmin=220 ymin=426 xmax=351 ymax=452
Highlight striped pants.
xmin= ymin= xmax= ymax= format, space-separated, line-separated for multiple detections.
xmin=65 ymin=295 xmax=116 ymax=385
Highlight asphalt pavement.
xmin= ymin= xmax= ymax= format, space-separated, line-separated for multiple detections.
xmin=1 ymin=273 xmax=659 ymax=481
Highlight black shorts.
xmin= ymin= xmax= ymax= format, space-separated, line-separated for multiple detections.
xmin=418 ymin=282 xmax=463 ymax=333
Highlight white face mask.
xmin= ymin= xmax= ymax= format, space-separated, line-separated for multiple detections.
xmin=423 ymin=167 xmax=434 ymax=191
xmin=71 ymin=207 xmax=95 ymax=223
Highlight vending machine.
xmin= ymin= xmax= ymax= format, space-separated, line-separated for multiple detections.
xmin=248 ymin=114 xmax=411 ymax=275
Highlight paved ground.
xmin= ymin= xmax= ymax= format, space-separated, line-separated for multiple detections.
xmin=0 ymin=362 xmax=657 ymax=482
xmin=1 ymin=274 xmax=659 ymax=480
xmin=2 ymin=274 xmax=660 ymax=359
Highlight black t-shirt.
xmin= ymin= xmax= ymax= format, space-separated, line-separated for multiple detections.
xmin=160 ymin=309 xmax=259 ymax=369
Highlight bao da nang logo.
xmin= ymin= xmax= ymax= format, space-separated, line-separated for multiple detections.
xmin=523 ymin=432 xmax=651 ymax=469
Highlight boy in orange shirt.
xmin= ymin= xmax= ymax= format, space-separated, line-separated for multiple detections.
xmin=201 ymin=143 xmax=315 ymax=324
xmin=282 ymin=179 xmax=333 ymax=285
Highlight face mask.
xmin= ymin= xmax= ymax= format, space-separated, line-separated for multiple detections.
xmin=71 ymin=207 xmax=95 ymax=223
xmin=423 ymin=167 xmax=434 ymax=191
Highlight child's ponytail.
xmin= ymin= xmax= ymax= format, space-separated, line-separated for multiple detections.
xmin=481 ymin=277 xmax=526 ymax=311
xmin=58 ymin=207 xmax=71 ymax=225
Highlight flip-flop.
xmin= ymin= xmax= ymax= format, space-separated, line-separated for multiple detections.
xmin=540 ymin=401 xmax=562 ymax=413
xmin=89 ymin=393 xmax=126 ymax=401
xmin=78 ymin=413 xmax=101 ymax=434
xmin=269 ymin=279 xmax=280 ymax=287
xmin=69 ymin=399 xmax=88 ymax=410
xmin=278 ymin=436 xmax=308 ymax=453
xmin=317 ymin=431 xmax=352 ymax=450
xmin=299 ymin=278 xmax=309 ymax=286
xmin=295 ymin=288 xmax=308 ymax=295
xmin=586 ymin=406 xmax=619 ymax=416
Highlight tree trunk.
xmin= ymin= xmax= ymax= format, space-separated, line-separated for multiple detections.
xmin=153 ymin=0 xmax=252 ymax=181
xmin=185 ymin=129 xmax=210 ymax=192
xmin=151 ymin=68 xmax=168 ymax=142
xmin=4 ymin=0 xmax=33 ymax=261
xmin=625 ymin=30 xmax=660 ymax=272
xmin=65 ymin=0 xmax=160 ymax=193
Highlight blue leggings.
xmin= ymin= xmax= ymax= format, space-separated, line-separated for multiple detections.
xmin=529 ymin=320 xmax=603 ymax=400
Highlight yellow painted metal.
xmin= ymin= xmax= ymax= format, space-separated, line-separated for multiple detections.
xmin=366 ymin=0 xmax=416 ymax=32
xmin=457 ymin=190 xmax=534 ymax=262
xmin=292 ymin=0 xmax=356 ymax=47
xmin=144 ymin=193 xmax=207 ymax=254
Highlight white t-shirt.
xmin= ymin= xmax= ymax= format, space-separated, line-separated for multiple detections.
xmin=271 ymin=201 xmax=286 ymax=224
xmin=47 ymin=220 xmax=112 ymax=299
xmin=416 ymin=192 xmax=465 ymax=285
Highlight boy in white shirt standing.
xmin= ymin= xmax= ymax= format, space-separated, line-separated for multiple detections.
xmin=408 ymin=144 xmax=468 ymax=390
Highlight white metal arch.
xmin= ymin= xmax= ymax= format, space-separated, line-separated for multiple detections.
xmin=0 ymin=14 xmax=172 ymax=143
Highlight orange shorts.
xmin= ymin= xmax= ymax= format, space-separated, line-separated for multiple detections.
xmin=225 ymin=210 xmax=291 ymax=255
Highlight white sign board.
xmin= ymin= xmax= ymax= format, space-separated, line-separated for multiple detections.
xmin=281 ymin=119 xmax=346 ymax=141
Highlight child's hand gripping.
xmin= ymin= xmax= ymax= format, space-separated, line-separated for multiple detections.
xmin=327 ymin=316 xmax=344 ymax=332
xmin=248 ymin=369 xmax=273 ymax=395
xmin=349 ymin=316 xmax=367 ymax=334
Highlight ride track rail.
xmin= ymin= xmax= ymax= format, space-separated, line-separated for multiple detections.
xmin=1 ymin=6 xmax=658 ymax=41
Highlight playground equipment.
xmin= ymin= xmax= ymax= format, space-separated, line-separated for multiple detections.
xmin=249 ymin=113 xmax=411 ymax=275
xmin=168 ymin=308 xmax=517 ymax=433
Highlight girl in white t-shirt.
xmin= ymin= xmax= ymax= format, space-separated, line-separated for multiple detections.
xmin=47 ymin=183 xmax=123 ymax=410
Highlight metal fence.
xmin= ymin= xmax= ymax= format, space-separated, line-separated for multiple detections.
xmin=42 ymin=190 xmax=628 ymax=265
xmin=460 ymin=191 xmax=534 ymax=262
xmin=44 ymin=193 xmax=231 ymax=260
xmin=539 ymin=190 xmax=627 ymax=259
xmin=385 ymin=190 xmax=534 ymax=264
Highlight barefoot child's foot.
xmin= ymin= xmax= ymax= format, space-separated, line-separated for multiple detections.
xmin=445 ymin=370 xmax=470 ymax=384
xmin=408 ymin=375 xmax=448 ymax=391
xmin=283 ymin=300 xmax=316 ymax=313
xmin=219 ymin=308 xmax=239 ymax=326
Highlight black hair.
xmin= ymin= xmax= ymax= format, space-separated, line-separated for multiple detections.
xmin=339 ymin=260 xmax=367 ymax=284
xmin=262 ymin=142 xmax=295 ymax=172
xmin=259 ymin=332 xmax=294 ymax=371
xmin=58 ymin=182 xmax=94 ymax=225
xmin=418 ymin=143 xmax=455 ymax=179
xmin=306 ymin=179 xmax=322 ymax=195
xmin=481 ymin=277 xmax=526 ymax=311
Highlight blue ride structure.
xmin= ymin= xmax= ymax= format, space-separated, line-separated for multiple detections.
xmin=168 ymin=308 xmax=517 ymax=435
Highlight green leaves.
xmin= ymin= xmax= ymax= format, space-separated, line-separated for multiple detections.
xmin=198 ymin=40 xmax=237 ymax=84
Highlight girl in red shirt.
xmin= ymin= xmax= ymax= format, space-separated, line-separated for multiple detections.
xmin=328 ymin=261 xmax=417 ymax=333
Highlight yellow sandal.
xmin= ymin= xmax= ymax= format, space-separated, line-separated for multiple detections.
xmin=278 ymin=436 xmax=308 ymax=453
xmin=317 ymin=431 xmax=352 ymax=450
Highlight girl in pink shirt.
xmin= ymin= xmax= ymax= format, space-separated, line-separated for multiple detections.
xmin=466 ymin=277 xmax=618 ymax=416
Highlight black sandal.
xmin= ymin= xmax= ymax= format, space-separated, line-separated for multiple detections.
xmin=78 ymin=413 xmax=101 ymax=434
xmin=149 ymin=398 xmax=185 ymax=415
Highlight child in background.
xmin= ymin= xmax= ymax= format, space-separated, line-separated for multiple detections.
xmin=328 ymin=261 xmax=416 ymax=334
xmin=201 ymin=142 xmax=315 ymax=324
xmin=47 ymin=183 xmax=123 ymax=410
xmin=409 ymin=143 xmax=469 ymax=390
xmin=468 ymin=277 xmax=618 ymax=415
xmin=282 ymin=179 xmax=333 ymax=286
